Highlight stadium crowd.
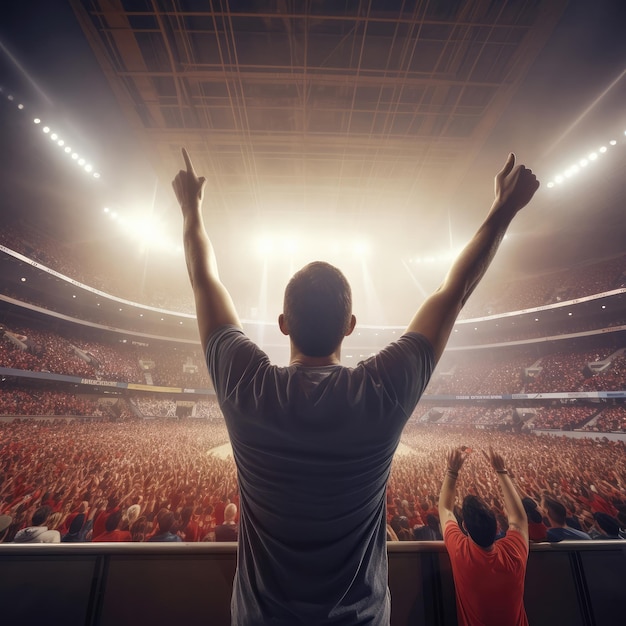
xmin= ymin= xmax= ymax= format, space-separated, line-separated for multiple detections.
xmin=1 ymin=419 xmax=624 ymax=544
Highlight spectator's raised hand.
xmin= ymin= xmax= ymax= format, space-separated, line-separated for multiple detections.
xmin=172 ymin=148 xmax=206 ymax=213
xmin=447 ymin=448 xmax=468 ymax=473
xmin=482 ymin=446 xmax=507 ymax=473
xmin=493 ymin=153 xmax=540 ymax=215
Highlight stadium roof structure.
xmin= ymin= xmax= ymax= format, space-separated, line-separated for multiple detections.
xmin=69 ymin=0 xmax=568 ymax=224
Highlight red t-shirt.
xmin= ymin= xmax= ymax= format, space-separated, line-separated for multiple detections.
xmin=444 ymin=521 xmax=529 ymax=626
xmin=92 ymin=529 xmax=132 ymax=542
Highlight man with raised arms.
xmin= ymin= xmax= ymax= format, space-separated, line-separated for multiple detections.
xmin=172 ymin=149 xmax=539 ymax=625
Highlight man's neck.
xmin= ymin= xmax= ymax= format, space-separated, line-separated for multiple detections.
xmin=289 ymin=344 xmax=342 ymax=367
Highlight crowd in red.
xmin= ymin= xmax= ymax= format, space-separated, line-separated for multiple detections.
xmin=1 ymin=419 xmax=624 ymax=543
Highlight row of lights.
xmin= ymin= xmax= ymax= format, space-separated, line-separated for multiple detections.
xmin=1 ymin=86 xmax=101 ymax=179
xmin=546 ymin=131 xmax=625 ymax=189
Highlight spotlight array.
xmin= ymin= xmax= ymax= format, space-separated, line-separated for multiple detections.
xmin=546 ymin=130 xmax=624 ymax=189
xmin=1 ymin=86 xmax=101 ymax=179
xmin=36 ymin=117 xmax=101 ymax=178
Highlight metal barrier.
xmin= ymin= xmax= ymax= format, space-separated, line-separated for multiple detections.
xmin=0 ymin=541 xmax=624 ymax=625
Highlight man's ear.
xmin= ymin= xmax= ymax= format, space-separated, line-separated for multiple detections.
xmin=345 ymin=314 xmax=357 ymax=336
xmin=278 ymin=313 xmax=289 ymax=336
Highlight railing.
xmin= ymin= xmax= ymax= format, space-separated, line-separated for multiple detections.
xmin=0 ymin=540 xmax=624 ymax=625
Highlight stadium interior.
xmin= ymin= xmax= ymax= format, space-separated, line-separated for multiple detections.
xmin=1 ymin=1 xmax=625 ymax=625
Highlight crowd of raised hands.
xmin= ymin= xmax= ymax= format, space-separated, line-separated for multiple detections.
xmin=1 ymin=418 xmax=624 ymax=543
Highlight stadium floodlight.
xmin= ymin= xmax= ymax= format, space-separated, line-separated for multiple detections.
xmin=352 ymin=241 xmax=370 ymax=256
xmin=256 ymin=236 xmax=274 ymax=256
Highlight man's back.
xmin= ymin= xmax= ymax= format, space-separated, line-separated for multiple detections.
xmin=207 ymin=326 xmax=433 ymax=625
xmin=444 ymin=523 xmax=529 ymax=626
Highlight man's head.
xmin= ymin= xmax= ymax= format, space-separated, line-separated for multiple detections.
xmin=280 ymin=262 xmax=355 ymax=357
xmin=461 ymin=495 xmax=497 ymax=548
xmin=32 ymin=505 xmax=52 ymax=527
xmin=542 ymin=495 xmax=567 ymax=526
xmin=224 ymin=503 xmax=237 ymax=523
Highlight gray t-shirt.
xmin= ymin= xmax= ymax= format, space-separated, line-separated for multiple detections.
xmin=206 ymin=326 xmax=434 ymax=625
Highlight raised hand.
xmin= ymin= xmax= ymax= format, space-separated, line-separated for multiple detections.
xmin=494 ymin=153 xmax=540 ymax=214
xmin=482 ymin=446 xmax=506 ymax=473
xmin=447 ymin=448 xmax=468 ymax=473
xmin=172 ymin=148 xmax=206 ymax=213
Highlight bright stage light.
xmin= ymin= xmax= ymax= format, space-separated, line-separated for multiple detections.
xmin=93 ymin=172 xmax=100 ymax=179
xmin=547 ymin=182 xmax=554 ymax=188
xmin=57 ymin=139 xmax=64 ymax=146
xmin=84 ymin=164 xmax=93 ymax=172
xmin=256 ymin=236 xmax=274 ymax=255
xmin=589 ymin=152 xmax=598 ymax=160
xmin=64 ymin=146 xmax=71 ymax=153
xmin=33 ymin=118 xmax=40 ymax=124
xmin=352 ymin=241 xmax=370 ymax=257
xmin=78 ymin=158 xmax=85 ymax=166
xmin=17 ymin=103 xmax=24 ymax=110
xmin=610 ymin=140 xmax=617 ymax=145
xmin=579 ymin=158 xmax=588 ymax=167
xmin=71 ymin=153 xmax=78 ymax=159
xmin=599 ymin=146 xmax=607 ymax=153
xmin=50 ymin=133 xmax=58 ymax=140
xmin=555 ymin=175 xmax=564 ymax=184
xmin=42 ymin=126 xmax=50 ymax=133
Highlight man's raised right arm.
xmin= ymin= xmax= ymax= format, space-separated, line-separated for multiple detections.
xmin=172 ymin=148 xmax=241 ymax=353
xmin=405 ymin=153 xmax=539 ymax=363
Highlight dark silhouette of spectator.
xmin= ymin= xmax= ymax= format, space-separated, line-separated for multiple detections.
xmin=13 ymin=506 xmax=61 ymax=543
xmin=412 ymin=514 xmax=442 ymax=541
xmin=214 ymin=503 xmax=238 ymax=542
xmin=148 ymin=511 xmax=182 ymax=542
xmin=542 ymin=495 xmax=591 ymax=542
xmin=592 ymin=512 xmax=623 ymax=540
xmin=92 ymin=509 xmax=131 ymax=542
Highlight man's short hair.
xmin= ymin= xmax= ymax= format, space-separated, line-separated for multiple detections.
xmin=543 ymin=496 xmax=567 ymax=526
xmin=224 ymin=503 xmax=237 ymax=522
xmin=158 ymin=512 xmax=176 ymax=534
xmin=461 ymin=495 xmax=497 ymax=548
xmin=594 ymin=512 xmax=620 ymax=537
xmin=32 ymin=505 xmax=52 ymax=527
xmin=283 ymin=262 xmax=352 ymax=357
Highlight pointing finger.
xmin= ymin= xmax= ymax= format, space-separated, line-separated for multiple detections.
xmin=182 ymin=147 xmax=196 ymax=175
